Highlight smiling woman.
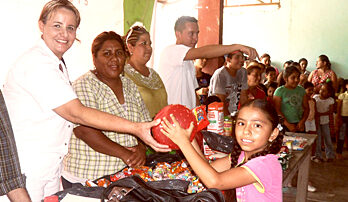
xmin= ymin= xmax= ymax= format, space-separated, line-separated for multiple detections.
xmin=38 ymin=0 xmax=80 ymax=59
xmin=62 ymin=31 xmax=152 ymax=188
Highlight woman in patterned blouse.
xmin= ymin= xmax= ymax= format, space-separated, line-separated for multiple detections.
xmin=123 ymin=25 xmax=168 ymax=118
xmin=308 ymin=54 xmax=338 ymax=93
xmin=62 ymin=31 xmax=151 ymax=188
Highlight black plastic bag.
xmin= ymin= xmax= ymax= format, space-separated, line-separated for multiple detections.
xmin=201 ymin=130 xmax=236 ymax=153
xmin=101 ymin=175 xmax=225 ymax=202
xmin=53 ymin=183 xmax=104 ymax=201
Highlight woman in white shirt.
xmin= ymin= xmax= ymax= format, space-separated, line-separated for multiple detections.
xmin=2 ymin=1 xmax=169 ymax=201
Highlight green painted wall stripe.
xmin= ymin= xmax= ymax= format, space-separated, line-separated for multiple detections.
xmin=124 ymin=0 xmax=155 ymax=33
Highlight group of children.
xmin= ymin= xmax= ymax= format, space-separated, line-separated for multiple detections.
xmin=181 ymin=53 xmax=348 ymax=200
xmin=263 ymin=57 xmax=347 ymax=162
xmin=195 ymin=53 xmax=347 ymax=164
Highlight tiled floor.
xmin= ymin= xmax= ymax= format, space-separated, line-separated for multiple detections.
xmin=284 ymin=143 xmax=348 ymax=202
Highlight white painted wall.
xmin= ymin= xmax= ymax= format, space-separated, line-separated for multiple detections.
xmin=2 ymin=0 xmax=348 ymax=88
xmin=151 ymin=0 xmax=198 ymax=70
xmin=223 ymin=0 xmax=348 ymax=78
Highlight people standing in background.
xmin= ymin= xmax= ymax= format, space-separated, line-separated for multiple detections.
xmin=209 ymin=51 xmax=248 ymax=116
xmin=123 ymin=25 xmax=167 ymax=118
xmin=266 ymin=82 xmax=278 ymax=106
xmin=0 ymin=91 xmax=31 ymax=202
xmin=194 ymin=58 xmax=211 ymax=104
xmin=312 ymin=82 xmax=336 ymax=162
xmin=157 ymin=16 xmax=258 ymax=109
xmin=335 ymin=79 xmax=348 ymax=160
xmin=273 ymin=66 xmax=309 ymax=132
xmin=2 ymin=1 xmax=169 ymax=201
xmin=308 ymin=54 xmax=338 ymax=93
xmin=336 ymin=77 xmax=346 ymax=96
xmin=245 ymin=62 xmax=266 ymax=101
xmin=260 ymin=53 xmax=279 ymax=75
xmin=299 ymin=58 xmax=310 ymax=76
xmin=264 ymin=66 xmax=277 ymax=86
xmin=303 ymin=82 xmax=317 ymax=134
xmin=277 ymin=60 xmax=293 ymax=87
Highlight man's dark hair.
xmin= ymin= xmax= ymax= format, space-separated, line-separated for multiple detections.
xmin=174 ymin=16 xmax=198 ymax=32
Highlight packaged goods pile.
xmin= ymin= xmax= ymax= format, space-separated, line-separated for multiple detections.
xmin=87 ymin=159 xmax=206 ymax=193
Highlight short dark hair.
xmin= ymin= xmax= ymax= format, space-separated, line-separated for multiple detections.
xmin=174 ymin=16 xmax=198 ymax=32
xmin=283 ymin=60 xmax=293 ymax=67
xmin=92 ymin=31 xmax=125 ymax=58
xmin=322 ymin=81 xmax=335 ymax=98
xmin=299 ymin=58 xmax=308 ymax=64
xmin=260 ymin=53 xmax=270 ymax=59
xmin=267 ymin=82 xmax=278 ymax=90
xmin=283 ymin=65 xmax=301 ymax=79
xmin=303 ymin=81 xmax=314 ymax=89
xmin=265 ymin=66 xmax=276 ymax=75
xmin=247 ymin=65 xmax=261 ymax=75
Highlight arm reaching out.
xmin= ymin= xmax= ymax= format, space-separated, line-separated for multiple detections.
xmin=53 ymin=99 xmax=170 ymax=152
xmin=185 ymin=44 xmax=259 ymax=61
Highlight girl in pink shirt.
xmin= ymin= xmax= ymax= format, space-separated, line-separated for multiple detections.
xmin=161 ymin=99 xmax=283 ymax=202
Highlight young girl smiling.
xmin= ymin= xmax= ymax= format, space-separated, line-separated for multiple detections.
xmin=161 ymin=99 xmax=283 ymax=201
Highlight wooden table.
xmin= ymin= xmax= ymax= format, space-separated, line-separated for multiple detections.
xmin=282 ymin=132 xmax=317 ymax=202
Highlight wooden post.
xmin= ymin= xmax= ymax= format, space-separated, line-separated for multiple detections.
xmin=197 ymin=0 xmax=224 ymax=75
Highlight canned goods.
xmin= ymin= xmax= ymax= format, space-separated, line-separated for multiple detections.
xmin=223 ymin=116 xmax=232 ymax=136
xmin=285 ymin=141 xmax=293 ymax=152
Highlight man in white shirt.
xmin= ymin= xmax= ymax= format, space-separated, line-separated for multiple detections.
xmin=157 ymin=16 xmax=259 ymax=109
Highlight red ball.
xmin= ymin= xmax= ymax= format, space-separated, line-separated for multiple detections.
xmin=152 ymin=104 xmax=198 ymax=150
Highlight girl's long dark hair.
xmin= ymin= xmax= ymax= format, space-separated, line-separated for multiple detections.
xmin=230 ymin=99 xmax=284 ymax=167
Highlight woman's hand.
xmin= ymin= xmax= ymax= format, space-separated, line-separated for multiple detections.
xmin=135 ymin=120 xmax=171 ymax=153
xmin=124 ymin=143 xmax=147 ymax=167
xmin=160 ymin=114 xmax=194 ymax=147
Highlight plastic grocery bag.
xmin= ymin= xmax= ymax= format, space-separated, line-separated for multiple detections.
xmin=201 ymin=130 xmax=236 ymax=154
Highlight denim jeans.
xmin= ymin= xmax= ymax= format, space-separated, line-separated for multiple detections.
xmin=337 ymin=116 xmax=348 ymax=154
xmin=315 ymin=124 xmax=335 ymax=159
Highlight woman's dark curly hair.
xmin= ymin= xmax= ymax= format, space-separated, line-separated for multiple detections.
xmin=230 ymin=99 xmax=284 ymax=167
